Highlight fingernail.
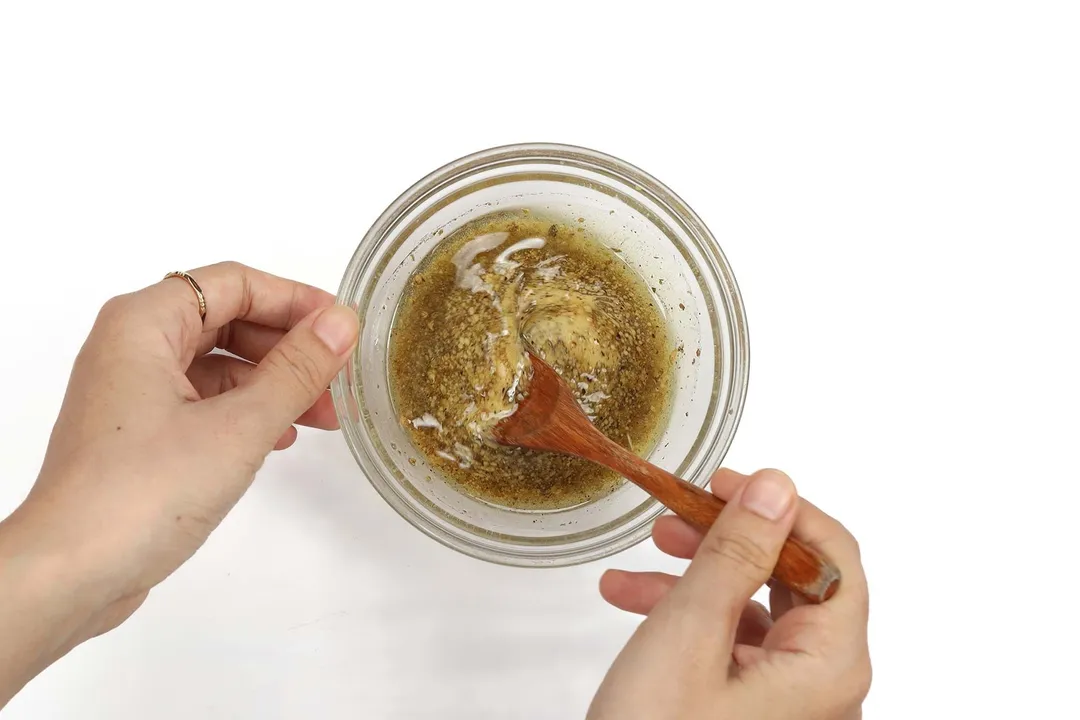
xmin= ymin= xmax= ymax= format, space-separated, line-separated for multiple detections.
xmin=740 ymin=470 xmax=794 ymax=521
xmin=312 ymin=306 xmax=359 ymax=355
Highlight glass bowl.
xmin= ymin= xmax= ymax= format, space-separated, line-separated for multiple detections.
xmin=331 ymin=143 xmax=748 ymax=567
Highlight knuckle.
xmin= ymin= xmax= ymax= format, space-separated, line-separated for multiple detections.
xmin=89 ymin=294 xmax=148 ymax=350
xmin=212 ymin=261 xmax=255 ymax=318
xmin=212 ymin=260 xmax=246 ymax=274
xmin=270 ymin=343 xmax=326 ymax=395
xmin=700 ymin=528 xmax=774 ymax=577
xmin=96 ymin=294 xmax=133 ymax=325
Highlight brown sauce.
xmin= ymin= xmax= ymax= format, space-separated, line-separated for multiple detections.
xmin=389 ymin=211 xmax=673 ymax=509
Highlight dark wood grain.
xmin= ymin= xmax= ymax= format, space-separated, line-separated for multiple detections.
xmin=493 ymin=352 xmax=841 ymax=604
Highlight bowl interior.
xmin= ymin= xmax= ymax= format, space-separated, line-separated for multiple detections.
xmin=334 ymin=148 xmax=746 ymax=566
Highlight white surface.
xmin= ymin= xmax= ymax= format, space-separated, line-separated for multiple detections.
xmin=1 ymin=2 xmax=1078 ymax=718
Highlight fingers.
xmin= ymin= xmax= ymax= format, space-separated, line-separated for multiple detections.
xmin=194 ymin=320 xmax=287 ymax=362
xmin=714 ymin=467 xmax=866 ymax=616
xmin=600 ymin=570 xmax=777 ymax=648
xmin=186 ymin=354 xmax=340 ymax=430
xmin=710 ymin=467 xmax=751 ymax=499
xmin=652 ymin=515 xmax=704 ymax=559
xmin=218 ymin=305 xmax=358 ymax=445
xmin=648 ymin=511 xmax=805 ymax=622
xmin=599 ymin=570 xmax=679 ymax=615
xmin=732 ymin=602 xmax=775 ymax=671
xmin=273 ymin=425 xmax=299 ymax=451
xmin=735 ymin=601 xmax=773 ymax=648
xmin=673 ymin=469 xmax=798 ymax=641
xmin=134 ymin=262 xmax=335 ymax=365
xmin=650 ymin=507 xmax=795 ymax=626
xmin=789 ymin=498 xmax=869 ymax=623
xmin=186 ymin=354 xmax=251 ymax=399
xmin=715 ymin=468 xmax=869 ymax=659
xmin=169 ymin=261 xmax=335 ymax=332
xmin=732 ymin=644 xmax=769 ymax=670
xmin=768 ymin=579 xmax=804 ymax=620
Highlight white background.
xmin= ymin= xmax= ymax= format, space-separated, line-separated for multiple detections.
xmin=2 ymin=2 xmax=1078 ymax=718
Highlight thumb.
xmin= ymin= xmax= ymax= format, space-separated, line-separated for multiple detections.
xmin=233 ymin=304 xmax=359 ymax=443
xmin=676 ymin=469 xmax=798 ymax=638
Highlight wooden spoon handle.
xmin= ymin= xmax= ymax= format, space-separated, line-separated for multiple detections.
xmin=648 ymin=477 xmax=840 ymax=603
xmin=595 ymin=440 xmax=841 ymax=603
xmin=493 ymin=351 xmax=841 ymax=603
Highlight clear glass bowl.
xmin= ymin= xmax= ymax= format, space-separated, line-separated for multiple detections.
xmin=331 ymin=143 xmax=748 ymax=567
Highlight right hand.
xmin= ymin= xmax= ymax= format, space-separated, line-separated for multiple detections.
xmin=589 ymin=469 xmax=871 ymax=719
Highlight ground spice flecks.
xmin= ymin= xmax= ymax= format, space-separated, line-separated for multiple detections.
xmin=389 ymin=211 xmax=674 ymax=510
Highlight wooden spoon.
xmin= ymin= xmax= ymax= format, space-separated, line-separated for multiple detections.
xmin=493 ymin=352 xmax=841 ymax=604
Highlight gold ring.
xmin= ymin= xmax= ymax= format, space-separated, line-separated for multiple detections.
xmin=164 ymin=270 xmax=207 ymax=322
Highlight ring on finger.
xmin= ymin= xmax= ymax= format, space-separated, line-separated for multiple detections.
xmin=163 ymin=270 xmax=207 ymax=322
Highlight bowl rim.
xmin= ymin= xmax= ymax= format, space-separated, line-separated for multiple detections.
xmin=331 ymin=141 xmax=750 ymax=567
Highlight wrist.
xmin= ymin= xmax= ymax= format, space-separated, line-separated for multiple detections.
xmin=0 ymin=499 xmax=114 ymax=706
xmin=2 ymin=490 xmax=118 ymax=595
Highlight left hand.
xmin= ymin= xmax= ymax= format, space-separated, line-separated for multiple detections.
xmin=0 ymin=261 xmax=359 ymax=705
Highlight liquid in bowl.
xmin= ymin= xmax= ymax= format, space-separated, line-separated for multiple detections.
xmin=388 ymin=210 xmax=675 ymax=511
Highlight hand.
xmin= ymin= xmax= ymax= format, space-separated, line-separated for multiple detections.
xmin=590 ymin=469 xmax=871 ymax=720
xmin=0 ymin=262 xmax=359 ymax=705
